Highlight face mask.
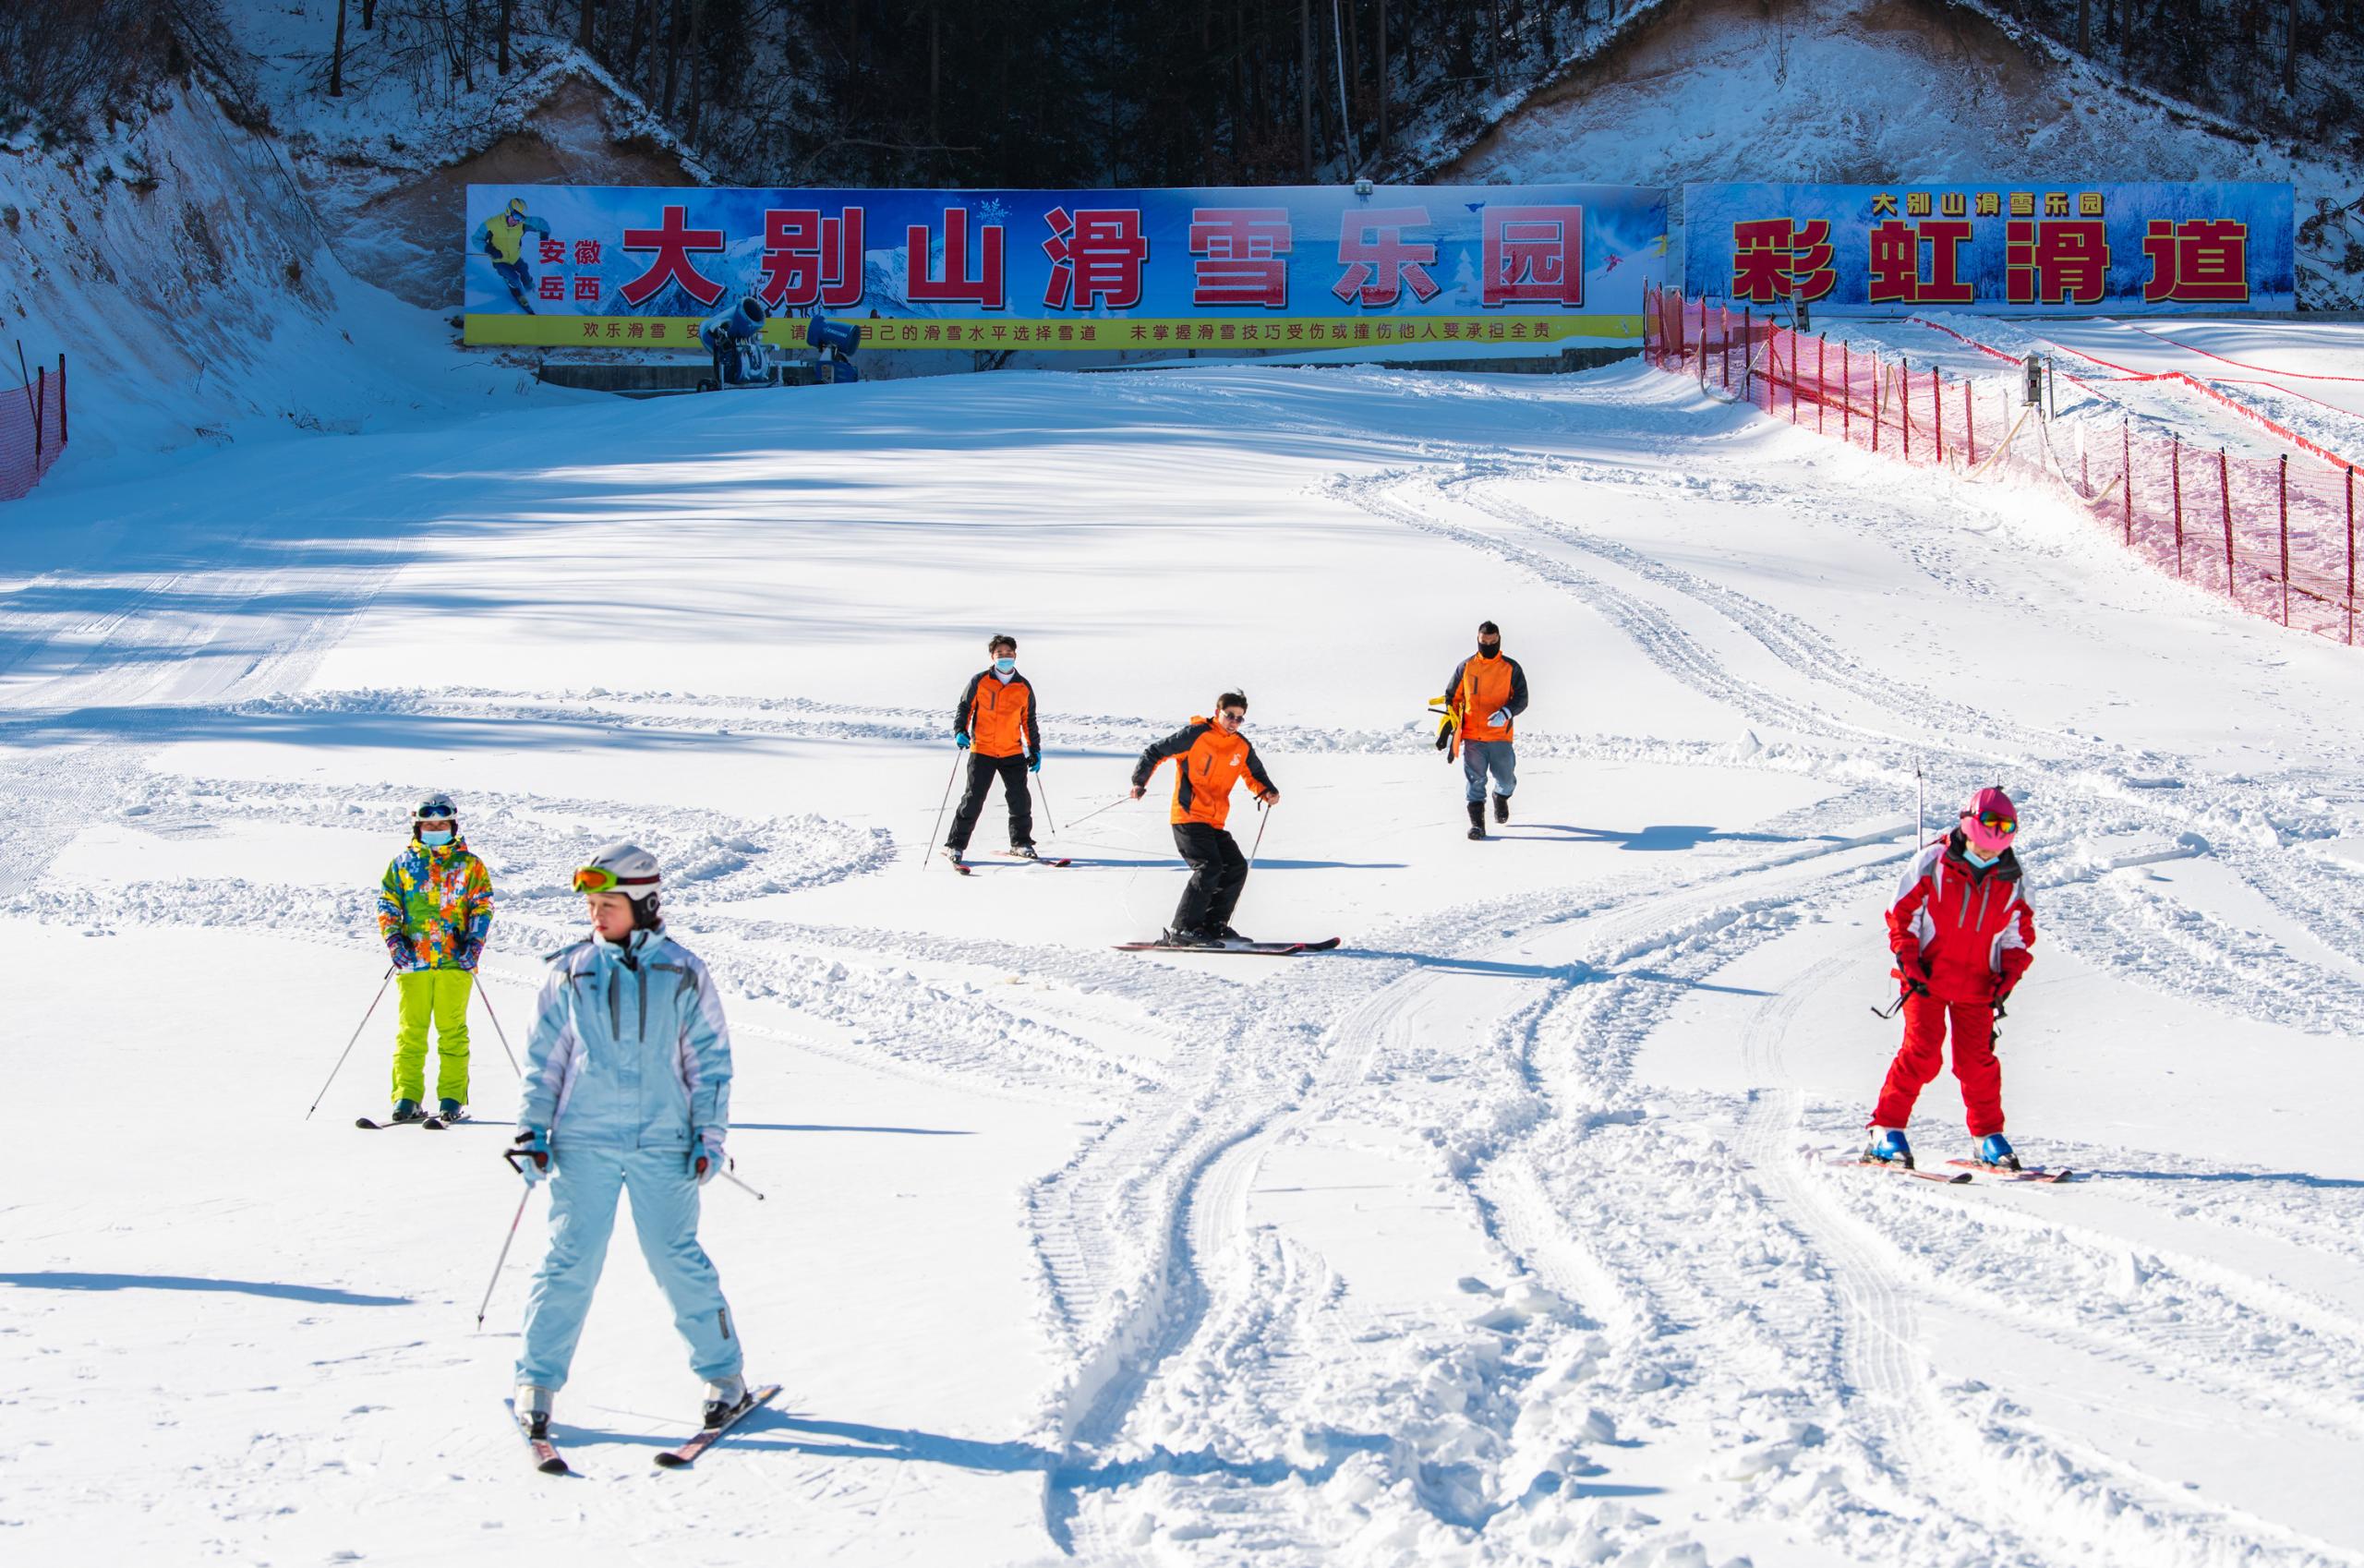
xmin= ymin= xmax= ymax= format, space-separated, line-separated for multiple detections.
xmin=995 ymin=657 xmax=1016 ymax=674
xmin=420 ymin=827 xmax=454 ymax=848
xmin=1478 ymin=642 xmax=1501 ymax=658
xmin=1961 ymin=845 xmax=1997 ymax=868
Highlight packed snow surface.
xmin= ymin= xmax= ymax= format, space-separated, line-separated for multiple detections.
xmin=5 ymin=361 xmax=2363 ymax=1566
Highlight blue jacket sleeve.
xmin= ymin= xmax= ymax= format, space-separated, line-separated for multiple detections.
xmin=676 ymin=952 xmax=733 ymax=1133
xmin=518 ymin=962 xmax=576 ymax=1131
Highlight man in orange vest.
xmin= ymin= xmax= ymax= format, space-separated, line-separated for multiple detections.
xmin=945 ymin=634 xmax=1043 ymax=867
xmin=1441 ymin=621 xmax=1529 ymax=840
xmin=1129 ymin=692 xmax=1279 ymax=947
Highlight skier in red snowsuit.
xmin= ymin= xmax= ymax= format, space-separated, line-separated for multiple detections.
xmin=1864 ymin=787 xmax=2034 ymax=1171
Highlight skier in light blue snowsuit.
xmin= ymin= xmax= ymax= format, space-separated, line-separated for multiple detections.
xmin=510 ymin=842 xmax=746 ymax=1432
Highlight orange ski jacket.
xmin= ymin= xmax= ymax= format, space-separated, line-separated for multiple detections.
xmin=1444 ymin=652 xmax=1528 ymax=744
xmin=955 ymin=670 xmax=1040 ymax=759
xmin=1132 ymin=718 xmax=1274 ymax=829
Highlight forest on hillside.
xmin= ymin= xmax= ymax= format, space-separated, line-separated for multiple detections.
xmin=8 ymin=0 xmax=2362 ymax=189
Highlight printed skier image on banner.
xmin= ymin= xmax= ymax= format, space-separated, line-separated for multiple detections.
xmin=1682 ymin=182 xmax=2295 ymax=314
xmin=462 ymin=185 xmax=1669 ymax=349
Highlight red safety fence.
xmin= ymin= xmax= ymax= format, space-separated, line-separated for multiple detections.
xmin=1 ymin=355 xmax=69 ymax=501
xmin=1643 ymin=285 xmax=2360 ymax=648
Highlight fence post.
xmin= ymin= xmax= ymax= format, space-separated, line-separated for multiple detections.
xmin=1719 ymin=306 xmax=1730 ymax=391
xmin=1931 ymin=366 xmax=1943 ymax=465
xmin=2347 ymin=464 xmax=2356 ymax=645
xmin=56 ymin=355 xmax=65 ymax=448
xmin=2278 ymin=452 xmax=2290 ymax=629
xmin=1901 ymin=363 xmax=1912 ymax=462
xmin=1817 ymin=335 xmax=1827 ymax=434
xmin=32 ymin=366 xmax=43 ymax=463
xmin=1787 ymin=331 xmax=1798 ymax=423
xmin=1742 ymin=307 xmax=1753 ymax=403
xmin=1871 ymin=353 xmax=1880 ymax=453
xmin=2122 ymin=418 xmax=2132 ymax=546
xmin=1841 ymin=343 xmax=1851 ymax=442
xmin=2219 ymin=449 xmax=2235 ymax=602
xmin=2171 ymin=436 xmax=2184 ymax=578
xmin=1963 ymin=379 xmax=1974 ymax=467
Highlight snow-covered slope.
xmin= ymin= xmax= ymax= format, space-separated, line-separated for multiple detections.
xmin=0 ymin=84 xmax=574 ymax=477
xmin=1438 ymin=0 xmax=2364 ymax=308
xmin=4 ymin=360 xmax=2362 ymax=1565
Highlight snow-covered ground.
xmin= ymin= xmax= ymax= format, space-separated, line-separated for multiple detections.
xmin=5 ymin=360 xmax=2364 ymax=1566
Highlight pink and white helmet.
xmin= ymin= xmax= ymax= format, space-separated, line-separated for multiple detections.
xmin=1960 ymin=786 xmax=2019 ymax=855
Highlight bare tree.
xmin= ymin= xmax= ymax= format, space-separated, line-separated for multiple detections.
xmin=1298 ymin=0 xmax=1312 ymax=175
xmin=331 ymin=0 xmax=348 ymax=95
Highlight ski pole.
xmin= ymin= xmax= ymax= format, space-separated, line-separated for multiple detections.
xmin=1033 ymin=767 xmax=1058 ymax=836
xmin=719 ymin=1160 xmax=767 ymax=1201
xmin=475 ymin=1182 xmax=534 ymax=1329
xmin=1066 ymin=794 xmax=1131 ymax=832
xmin=305 ymin=964 xmax=396 ymax=1120
xmin=472 ymin=973 xmax=524 ymax=1079
xmin=922 ymin=751 xmax=960 ymax=872
xmin=1245 ymin=798 xmax=1273 ymax=874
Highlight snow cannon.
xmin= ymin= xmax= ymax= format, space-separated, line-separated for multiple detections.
xmin=805 ymin=315 xmax=861 ymax=354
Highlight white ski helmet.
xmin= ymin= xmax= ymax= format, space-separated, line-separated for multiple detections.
xmin=413 ymin=792 xmax=459 ymax=833
xmin=573 ymin=840 xmax=662 ymax=928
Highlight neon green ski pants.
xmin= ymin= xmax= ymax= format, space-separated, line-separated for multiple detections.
xmin=392 ymin=969 xmax=472 ymax=1104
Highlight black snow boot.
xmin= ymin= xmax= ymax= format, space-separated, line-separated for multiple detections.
xmin=390 ymin=1098 xmax=426 ymax=1124
xmin=1466 ymin=801 xmax=1487 ymax=840
xmin=1492 ymin=792 xmax=1510 ymax=825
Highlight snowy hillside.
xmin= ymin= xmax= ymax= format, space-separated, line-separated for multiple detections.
xmin=0 ymin=83 xmax=573 ymax=475
xmin=1437 ymin=0 xmax=2364 ymax=309
xmin=5 ymin=358 xmax=2363 ymax=1565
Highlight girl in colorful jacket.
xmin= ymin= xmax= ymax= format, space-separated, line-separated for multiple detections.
xmin=1864 ymin=787 xmax=2035 ymax=1171
xmin=375 ymin=792 xmax=495 ymax=1123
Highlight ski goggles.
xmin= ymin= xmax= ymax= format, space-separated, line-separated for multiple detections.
xmin=1975 ymin=812 xmax=2017 ymax=837
xmin=572 ymin=865 xmax=657 ymax=895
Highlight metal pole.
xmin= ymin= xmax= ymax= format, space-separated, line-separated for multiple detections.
xmin=2171 ymin=436 xmax=2184 ymax=578
xmin=1065 ymin=794 xmax=1133 ymax=833
xmin=1818 ymin=334 xmax=1827 ymax=434
xmin=1842 ymin=343 xmax=1851 ymax=443
xmin=719 ymin=1164 xmax=767 ymax=1201
xmin=923 ymin=752 xmax=961 ymax=871
xmin=1933 ymin=365 xmax=1943 ymax=464
xmin=2347 ymin=464 xmax=2357 ymax=645
xmin=1915 ymin=760 xmax=1924 ymax=844
xmin=1033 ymin=767 xmax=1058 ymax=836
xmin=2279 ymin=452 xmax=2291 ymax=628
xmin=1245 ymin=800 xmax=1274 ymax=876
xmin=473 ymin=977 xmax=525 ymax=1079
xmin=1901 ymin=362 xmax=1911 ymax=462
xmin=305 ymin=965 xmax=397 ymax=1118
xmin=2220 ymin=449 xmax=2235 ymax=601
xmin=475 ymin=1184 xmax=534 ymax=1328
xmin=1872 ymin=353 xmax=1880 ymax=453
xmin=2123 ymin=418 xmax=2132 ymax=546
xmin=1963 ymin=378 xmax=1973 ymax=467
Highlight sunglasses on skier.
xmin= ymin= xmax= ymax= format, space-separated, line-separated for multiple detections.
xmin=1977 ymin=812 xmax=2017 ymax=837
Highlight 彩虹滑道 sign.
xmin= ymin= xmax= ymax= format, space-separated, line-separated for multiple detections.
xmin=1682 ymin=182 xmax=2294 ymax=314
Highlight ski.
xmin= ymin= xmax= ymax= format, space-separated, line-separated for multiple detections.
xmin=503 ymin=1400 xmax=571 ymax=1476
xmin=998 ymin=850 xmax=1073 ymax=867
xmin=1113 ymin=937 xmax=1341 ymax=956
xmin=654 ymin=1382 xmax=781 ymax=1469
xmin=356 ymin=1116 xmax=447 ymax=1130
xmin=1827 ymin=1155 xmax=1972 ymax=1184
xmin=1947 ymin=1160 xmax=2075 ymax=1183
xmin=942 ymin=850 xmax=972 ymax=875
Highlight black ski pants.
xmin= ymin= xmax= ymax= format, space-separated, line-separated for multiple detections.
xmin=947 ymin=752 xmax=1033 ymax=852
xmin=1172 ymin=822 xmax=1248 ymax=934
